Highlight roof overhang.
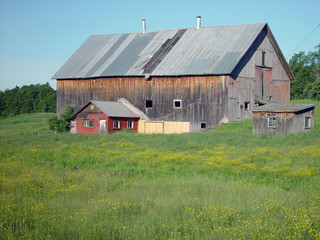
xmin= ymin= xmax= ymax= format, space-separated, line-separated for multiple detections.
xmin=252 ymin=103 xmax=316 ymax=113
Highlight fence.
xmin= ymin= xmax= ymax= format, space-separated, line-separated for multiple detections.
xmin=138 ymin=120 xmax=190 ymax=134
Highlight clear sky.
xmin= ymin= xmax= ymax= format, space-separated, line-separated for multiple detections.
xmin=0 ymin=0 xmax=319 ymax=91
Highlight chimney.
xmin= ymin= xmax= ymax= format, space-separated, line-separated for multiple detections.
xmin=196 ymin=16 xmax=201 ymax=29
xmin=142 ymin=19 xmax=146 ymax=33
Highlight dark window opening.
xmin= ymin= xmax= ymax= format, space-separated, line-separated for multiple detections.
xmin=127 ymin=120 xmax=134 ymax=129
xmin=244 ymin=101 xmax=250 ymax=110
xmin=146 ymin=100 xmax=153 ymax=108
xmin=262 ymin=50 xmax=266 ymax=67
xmin=173 ymin=99 xmax=182 ymax=109
xmin=305 ymin=116 xmax=311 ymax=128
xmin=201 ymin=122 xmax=207 ymax=129
xmin=113 ymin=120 xmax=120 ymax=129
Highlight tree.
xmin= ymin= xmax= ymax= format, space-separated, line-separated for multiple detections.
xmin=48 ymin=106 xmax=74 ymax=132
xmin=289 ymin=45 xmax=320 ymax=100
xmin=0 ymin=83 xmax=56 ymax=118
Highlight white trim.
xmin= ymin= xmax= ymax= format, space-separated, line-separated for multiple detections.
xmin=127 ymin=120 xmax=134 ymax=129
xmin=113 ymin=120 xmax=121 ymax=129
xmin=173 ymin=99 xmax=182 ymax=109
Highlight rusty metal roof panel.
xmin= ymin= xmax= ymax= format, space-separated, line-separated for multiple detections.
xmin=252 ymin=104 xmax=317 ymax=113
xmin=53 ymin=23 xmax=267 ymax=79
xmin=91 ymin=100 xmax=140 ymax=118
xmin=126 ymin=29 xmax=179 ymax=75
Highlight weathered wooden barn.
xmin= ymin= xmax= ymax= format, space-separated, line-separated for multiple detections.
xmin=73 ymin=100 xmax=140 ymax=134
xmin=53 ymin=19 xmax=294 ymax=132
xmin=252 ymin=104 xmax=316 ymax=135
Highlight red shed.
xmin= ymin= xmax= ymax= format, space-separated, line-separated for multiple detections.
xmin=73 ymin=100 xmax=140 ymax=134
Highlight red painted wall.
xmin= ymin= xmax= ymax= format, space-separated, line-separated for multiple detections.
xmin=76 ymin=114 xmax=139 ymax=134
xmin=76 ymin=113 xmax=106 ymax=134
xmin=106 ymin=117 xmax=139 ymax=134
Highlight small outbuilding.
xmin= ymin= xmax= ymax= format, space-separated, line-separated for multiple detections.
xmin=252 ymin=103 xmax=317 ymax=135
xmin=73 ymin=100 xmax=140 ymax=134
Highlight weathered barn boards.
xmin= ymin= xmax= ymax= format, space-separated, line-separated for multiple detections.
xmin=53 ymin=21 xmax=294 ymax=132
xmin=252 ymin=104 xmax=316 ymax=135
xmin=74 ymin=100 xmax=140 ymax=134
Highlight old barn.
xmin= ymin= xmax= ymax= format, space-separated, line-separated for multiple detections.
xmin=53 ymin=18 xmax=294 ymax=132
xmin=252 ymin=104 xmax=316 ymax=135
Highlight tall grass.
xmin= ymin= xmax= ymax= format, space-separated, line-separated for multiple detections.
xmin=0 ymin=101 xmax=319 ymax=239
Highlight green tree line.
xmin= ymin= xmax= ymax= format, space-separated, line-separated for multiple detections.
xmin=0 ymin=83 xmax=56 ymax=118
xmin=289 ymin=44 xmax=320 ymax=100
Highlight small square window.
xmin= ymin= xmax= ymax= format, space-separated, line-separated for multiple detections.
xmin=127 ymin=120 xmax=134 ymax=129
xmin=268 ymin=117 xmax=277 ymax=128
xmin=146 ymin=100 xmax=153 ymax=108
xmin=83 ymin=119 xmax=94 ymax=128
xmin=305 ymin=116 xmax=311 ymax=128
xmin=201 ymin=122 xmax=207 ymax=129
xmin=113 ymin=120 xmax=120 ymax=129
xmin=173 ymin=99 xmax=182 ymax=109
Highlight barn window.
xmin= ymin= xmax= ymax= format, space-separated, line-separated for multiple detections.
xmin=173 ymin=99 xmax=182 ymax=109
xmin=262 ymin=50 xmax=266 ymax=67
xmin=146 ymin=100 xmax=153 ymax=108
xmin=268 ymin=117 xmax=277 ymax=128
xmin=90 ymin=105 xmax=94 ymax=110
xmin=127 ymin=120 xmax=134 ymax=129
xmin=83 ymin=119 xmax=94 ymax=128
xmin=244 ymin=101 xmax=250 ymax=110
xmin=305 ymin=116 xmax=311 ymax=128
xmin=113 ymin=120 xmax=120 ymax=129
xmin=201 ymin=122 xmax=207 ymax=129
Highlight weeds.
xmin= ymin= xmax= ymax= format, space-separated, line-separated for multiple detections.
xmin=0 ymin=101 xmax=319 ymax=239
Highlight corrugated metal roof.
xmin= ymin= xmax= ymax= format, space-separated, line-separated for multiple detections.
xmin=91 ymin=100 xmax=140 ymax=118
xmin=53 ymin=23 xmax=267 ymax=79
xmin=251 ymin=104 xmax=317 ymax=113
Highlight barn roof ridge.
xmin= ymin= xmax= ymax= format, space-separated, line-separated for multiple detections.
xmin=88 ymin=22 xmax=268 ymax=37
xmin=53 ymin=22 xmax=293 ymax=80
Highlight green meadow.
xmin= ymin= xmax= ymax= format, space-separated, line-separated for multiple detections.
xmin=0 ymin=100 xmax=319 ymax=239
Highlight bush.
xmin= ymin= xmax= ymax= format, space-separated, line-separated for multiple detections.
xmin=48 ymin=106 xmax=74 ymax=132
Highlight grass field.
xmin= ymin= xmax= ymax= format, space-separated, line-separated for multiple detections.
xmin=0 ymin=100 xmax=319 ymax=239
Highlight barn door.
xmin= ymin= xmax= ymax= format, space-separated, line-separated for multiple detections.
xmin=99 ymin=119 xmax=107 ymax=134
xmin=255 ymin=67 xmax=273 ymax=101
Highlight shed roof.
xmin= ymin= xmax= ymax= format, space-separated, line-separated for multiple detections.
xmin=251 ymin=103 xmax=317 ymax=113
xmin=53 ymin=22 xmax=293 ymax=79
xmin=75 ymin=100 xmax=140 ymax=118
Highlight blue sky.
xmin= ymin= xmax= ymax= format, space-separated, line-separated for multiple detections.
xmin=0 ymin=0 xmax=319 ymax=91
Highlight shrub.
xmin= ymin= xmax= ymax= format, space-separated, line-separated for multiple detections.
xmin=48 ymin=106 xmax=74 ymax=132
